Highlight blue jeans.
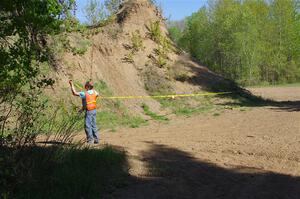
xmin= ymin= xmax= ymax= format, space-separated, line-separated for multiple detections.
xmin=85 ymin=109 xmax=99 ymax=143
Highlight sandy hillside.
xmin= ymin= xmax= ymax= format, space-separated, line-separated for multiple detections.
xmin=49 ymin=0 xmax=227 ymax=114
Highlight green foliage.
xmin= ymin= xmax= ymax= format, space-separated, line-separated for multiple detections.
xmin=0 ymin=2 xmax=82 ymax=196
xmin=141 ymin=103 xmax=169 ymax=122
xmin=0 ymin=0 xmax=76 ymax=141
xmin=84 ymin=0 xmax=124 ymax=26
xmin=1 ymin=145 xmax=128 ymax=199
xmin=123 ymin=51 xmax=135 ymax=63
xmin=147 ymin=21 xmax=163 ymax=43
xmin=131 ymin=30 xmax=144 ymax=52
xmin=0 ymin=0 xmax=74 ymax=93
xmin=168 ymin=25 xmax=184 ymax=44
xmin=84 ymin=0 xmax=107 ymax=26
xmin=123 ymin=30 xmax=144 ymax=63
xmin=105 ymin=0 xmax=123 ymax=15
xmin=154 ymin=41 xmax=170 ymax=68
xmin=123 ymin=51 xmax=134 ymax=64
xmin=147 ymin=21 xmax=174 ymax=68
xmin=170 ymin=0 xmax=300 ymax=85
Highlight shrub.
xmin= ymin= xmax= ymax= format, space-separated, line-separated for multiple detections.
xmin=131 ymin=30 xmax=144 ymax=52
xmin=147 ymin=21 xmax=174 ymax=68
xmin=123 ymin=30 xmax=144 ymax=64
xmin=123 ymin=51 xmax=135 ymax=63
xmin=71 ymin=39 xmax=91 ymax=56
xmin=147 ymin=20 xmax=162 ymax=43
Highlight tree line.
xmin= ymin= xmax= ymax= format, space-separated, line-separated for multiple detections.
xmin=169 ymin=0 xmax=300 ymax=85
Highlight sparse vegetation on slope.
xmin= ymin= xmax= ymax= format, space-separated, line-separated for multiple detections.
xmin=93 ymin=81 xmax=147 ymax=130
xmin=141 ymin=103 xmax=169 ymax=122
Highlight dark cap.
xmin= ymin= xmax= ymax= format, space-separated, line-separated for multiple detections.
xmin=85 ymin=80 xmax=94 ymax=89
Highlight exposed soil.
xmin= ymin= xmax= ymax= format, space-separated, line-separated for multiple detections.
xmin=51 ymin=1 xmax=300 ymax=197
xmin=91 ymin=87 xmax=300 ymax=199
xmin=53 ymin=0 xmax=226 ymax=115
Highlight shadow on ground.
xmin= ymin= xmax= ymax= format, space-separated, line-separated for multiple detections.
xmin=1 ymin=145 xmax=129 ymax=199
xmin=176 ymin=58 xmax=300 ymax=112
xmin=4 ymin=142 xmax=300 ymax=198
xmin=218 ymin=95 xmax=300 ymax=112
xmin=112 ymin=143 xmax=300 ymax=199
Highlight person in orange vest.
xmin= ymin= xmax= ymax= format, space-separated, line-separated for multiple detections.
xmin=69 ymin=80 xmax=100 ymax=144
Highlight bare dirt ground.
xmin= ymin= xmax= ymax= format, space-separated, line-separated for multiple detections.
xmin=95 ymin=87 xmax=300 ymax=199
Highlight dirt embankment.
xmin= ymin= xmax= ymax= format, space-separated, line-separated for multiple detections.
xmin=50 ymin=0 xmax=226 ymax=115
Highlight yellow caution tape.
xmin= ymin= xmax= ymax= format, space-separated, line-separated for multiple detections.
xmin=99 ymin=92 xmax=232 ymax=100
xmin=74 ymin=82 xmax=84 ymax=90
xmin=73 ymin=82 xmax=231 ymax=100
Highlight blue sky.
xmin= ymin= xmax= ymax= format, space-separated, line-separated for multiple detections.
xmin=75 ymin=0 xmax=207 ymax=22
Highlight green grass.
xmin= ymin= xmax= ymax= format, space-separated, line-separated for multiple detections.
xmin=93 ymin=80 xmax=147 ymax=130
xmin=2 ymin=145 xmax=129 ymax=199
xmin=97 ymin=111 xmax=147 ymax=130
xmin=158 ymin=96 xmax=215 ymax=117
xmin=39 ymin=80 xmax=147 ymax=134
xmin=141 ymin=103 xmax=169 ymax=122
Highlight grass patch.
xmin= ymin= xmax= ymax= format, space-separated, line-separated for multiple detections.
xmin=213 ymin=112 xmax=220 ymax=117
xmin=159 ymin=96 xmax=216 ymax=117
xmin=71 ymin=38 xmax=91 ymax=56
xmin=93 ymin=80 xmax=147 ymax=130
xmin=1 ymin=145 xmax=129 ymax=199
xmin=141 ymin=103 xmax=169 ymax=122
xmin=97 ymin=111 xmax=147 ymax=130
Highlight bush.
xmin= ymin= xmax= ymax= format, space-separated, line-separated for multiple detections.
xmin=147 ymin=20 xmax=162 ymax=43
xmin=123 ymin=30 xmax=144 ymax=64
xmin=131 ymin=30 xmax=144 ymax=52
xmin=147 ymin=21 xmax=174 ymax=68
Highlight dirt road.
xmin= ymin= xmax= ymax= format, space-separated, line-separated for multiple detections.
xmin=100 ymin=87 xmax=300 ymax=198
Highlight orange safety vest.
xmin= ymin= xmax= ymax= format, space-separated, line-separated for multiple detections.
xmin=85 ymin=91 xmax=97 ymax=111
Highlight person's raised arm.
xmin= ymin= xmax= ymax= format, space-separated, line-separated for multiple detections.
xmin=69 ymin=80 xmax=80 ymax=96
